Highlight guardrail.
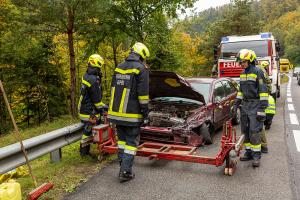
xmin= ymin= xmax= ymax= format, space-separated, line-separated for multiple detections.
xmin=0 ymin=123 xmax=84 ymax=174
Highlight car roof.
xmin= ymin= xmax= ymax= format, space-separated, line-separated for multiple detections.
xmin=186 ymin=77 xmax=232 ymax=84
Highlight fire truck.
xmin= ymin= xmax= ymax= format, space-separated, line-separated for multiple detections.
xmin=213 ymin=32 xmax=281 ymax=99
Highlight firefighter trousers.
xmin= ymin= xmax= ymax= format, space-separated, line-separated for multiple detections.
xmin=241 ymin=101 xmax=263 ymax=159
xmin=260 ymin=127 xmax=267 ymax=148
xmin=80 ymin=119 xmax=100 ymax=156
xmin=116 ymin=125 xmax=140 ymax=173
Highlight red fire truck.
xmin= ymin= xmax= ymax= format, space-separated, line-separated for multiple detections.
xmin=213 ymin=32 xmax=281 ymax=99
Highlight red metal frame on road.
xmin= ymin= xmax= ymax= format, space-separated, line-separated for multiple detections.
xmin=91 ymin=121 xmax=243 ymax=175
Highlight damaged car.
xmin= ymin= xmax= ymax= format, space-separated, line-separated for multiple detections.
xmin=140 ymin=71 xmax=239 ymax=147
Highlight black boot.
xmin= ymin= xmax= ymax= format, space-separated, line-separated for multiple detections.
xmin=80 ymin=145 xmax=91 ymax=156
xmin=252 ymin=151 xmax=261 ymax=167
xmin=252 ymin=157 xmax=260 ymax=167
xmin=240 ymin=151 xmax=253 ymax=161
xmin=261 ymin=146 xmax=268 ymax=153
xmin=119 ymin=171 xmax=135 ymax=182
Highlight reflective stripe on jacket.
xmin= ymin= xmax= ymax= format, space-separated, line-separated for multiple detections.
xmin=108 ymin=52 xmax=149 ymax=126
xmin=265 ymin=95 xmax=276 ymax=115
xmin=78 ymin=66 xmax=105 ymax=121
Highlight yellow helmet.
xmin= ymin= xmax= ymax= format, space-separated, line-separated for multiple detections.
xmin=88 ymin=54 xmax=104 ymax=69
xmin=132 ymin=42 xmax=150 ymax=59
xmin=261 ymin=61 xmax=269 ymax=68
xmin=237 ymin=49 xmax=256 ymax=62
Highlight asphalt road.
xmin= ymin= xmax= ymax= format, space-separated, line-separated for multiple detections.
xmin=285 ymin=74 xmax=300 ymax=199
xmin=64 ymin=79 xmax=295 ymax=200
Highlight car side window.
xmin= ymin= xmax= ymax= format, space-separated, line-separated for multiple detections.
xmin=222 ymin=80 xmax=236 ymax=97
xmin=213 ymin=81 xmax=225 ymax=102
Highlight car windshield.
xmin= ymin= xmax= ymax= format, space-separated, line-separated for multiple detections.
xmin=189 ymin=83 xmax=211 ymax=103
xmin=152 ymin=97 xmax=202 ymax=105
xmin=221 ymin=40 xmax=269 ymax=58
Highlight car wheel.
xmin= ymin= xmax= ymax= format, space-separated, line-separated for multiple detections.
xmin=232 ymin=107 xmax=240 ymax=125
xmin=298 ymin=78 xmax=300 ymax=85
xmin=199 ymin=123 xmax=213 ymax=144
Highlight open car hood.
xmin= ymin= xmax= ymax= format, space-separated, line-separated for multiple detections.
xmin=149 ymin=71 xmax=205 ymax=104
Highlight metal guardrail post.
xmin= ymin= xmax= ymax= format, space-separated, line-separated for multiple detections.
xmin=50 ymin=149 xmax=62 ymax=163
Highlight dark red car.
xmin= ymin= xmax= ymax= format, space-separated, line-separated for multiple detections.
xmin=141 ymin=71 xmax=239 ymax=146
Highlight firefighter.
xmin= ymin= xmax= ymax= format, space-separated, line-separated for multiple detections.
xmin=78 ymin=54 xmax=108 ymax=156
xmin=259 ymin=60 xmax=272 ymax=153
xmin=234 ymin=49 xmax=269 ymax=167
xmin=108 ymin=42 xmax=150 ymax=182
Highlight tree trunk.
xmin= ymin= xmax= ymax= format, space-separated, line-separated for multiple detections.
xmin=67 ymin=8 xmax=77 ymax=118
xmin=112 ymin=38 xmax=118 ymax=68
xmin=27 ymin=96 xmax=30 ymax=126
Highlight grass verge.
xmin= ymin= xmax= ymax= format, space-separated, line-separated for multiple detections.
xmin=0 ymin=115 xmax=116 ymax=199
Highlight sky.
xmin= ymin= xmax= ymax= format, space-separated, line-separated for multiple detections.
xmin=180 ymin=0 xmax=231 ymax=18
xmin=193 ymin=0 xmax=231 ymax=12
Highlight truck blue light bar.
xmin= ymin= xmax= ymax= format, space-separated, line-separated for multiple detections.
xmin=260 ymin=32 xmax=271 ymax=38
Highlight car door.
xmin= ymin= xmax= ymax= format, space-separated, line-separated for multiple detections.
xmin=222 ymin=80 xmax=237 ymax=120
xmin=212 ymin=81 xmax=226 ymax=127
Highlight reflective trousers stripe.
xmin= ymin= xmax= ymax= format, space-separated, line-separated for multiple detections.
xmin=118 ymin=140 xmax=126 ymax=149
xmin=124 ymin=145 xmax=138 ymax=155
xmin=244 ymin=143 xmax=251 ymax=150
xmin=252 ymin=144 xmax=261 ymax=151
xmin=244 ymin=143 xmax=261 ymax=151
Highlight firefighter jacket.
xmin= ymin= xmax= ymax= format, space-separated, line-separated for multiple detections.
xmin=236 ymin=64 xmax=269 ymax=110
xmin=78 ymin=66 xmax=106 ymax=121
xmin=108 ymin=52 xmax=149 ymax=127
xmin=265 ymin=95 xmax=276 ymax=115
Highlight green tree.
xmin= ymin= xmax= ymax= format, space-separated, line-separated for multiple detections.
xmin=11 ymin=0 xmax=109 ymax=118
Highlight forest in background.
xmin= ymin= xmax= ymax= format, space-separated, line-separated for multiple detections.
xmin=0 ymin=0 xmax=299 ymax=134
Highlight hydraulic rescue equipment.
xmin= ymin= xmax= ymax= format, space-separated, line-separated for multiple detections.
xmin=83 ymin=120 xmax=244 ymax=176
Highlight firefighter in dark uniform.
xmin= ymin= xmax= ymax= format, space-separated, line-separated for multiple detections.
xmin=234 ymin=49 xmax=269 ymax=167
xmin=78 ymin=54 xmax=108 ymax=156
xmin=108 ymin=42 xmax=150 ymax=182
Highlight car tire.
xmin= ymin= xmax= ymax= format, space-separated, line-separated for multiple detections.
xmin=199 ymin=123 xmax=213 ymax=145
xmin=298 ymin=78 xmax=300 ymax=85
xmin=232 ymin=107 xmax=240 ymax=125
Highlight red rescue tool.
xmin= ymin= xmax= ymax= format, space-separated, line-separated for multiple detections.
xmin=90 ymin=120 xmax=244 ymax=176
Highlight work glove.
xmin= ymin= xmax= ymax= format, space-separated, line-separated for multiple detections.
xmin=97 ymin=104 xmax=108 ymax=115
xmin=102 ymin=104 xmax=109 ymax=112
xmin=259 ymin=100 xmax=268 ymax=110
xmin=142 ymin=119 xmax=149 ymax=126
xmin=256 ymin=111 xmax=266 ymax=122
xmin=141 ymin=107 xmax=149 ymax=119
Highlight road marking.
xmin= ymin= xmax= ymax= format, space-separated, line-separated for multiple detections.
xmin=288 ymin=104 xmax=295 ymax=111
xmin=287 ymin=90 xmax=291 ymax=93
xmin=290 ymin=113 xmax=299 ymax=125
xmin=293 ymin=130 xmax=300 ymax=152
xmin=287 ymin=97 xmax=293 ymax=102
xmin=287 ymin=93 xmax=291 ymax=97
